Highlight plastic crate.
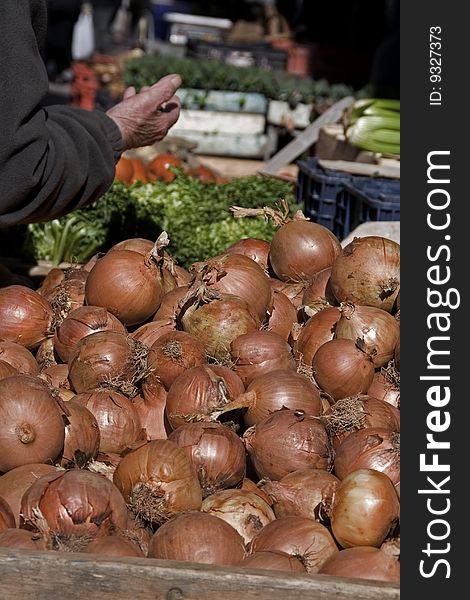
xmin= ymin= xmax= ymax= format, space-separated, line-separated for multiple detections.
xmin=337 ymin=178 xmax=400 ymax=239
xmin=186 ymin=40 xmax=288 ymax=71
xmin=296 ymin=158 xmax=354 ymax=233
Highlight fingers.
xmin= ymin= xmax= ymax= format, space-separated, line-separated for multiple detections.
xmin=123 ymin=86 xmax=136 ymax=99
xmin=148 ymin=73 xmax=183 ymax=108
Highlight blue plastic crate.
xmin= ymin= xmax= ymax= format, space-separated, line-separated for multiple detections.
xmin=337 ymin=177 xmax=400 ymax=239
xmin=296 ymin=158 xmax=354 ymax=234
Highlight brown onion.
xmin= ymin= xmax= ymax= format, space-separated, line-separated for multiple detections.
xmin=109 ymin=237 xmax=155 ymax=255
xmin=38 ymin=363 xmax=71 ymax=390
xmin=333 ymin=428 xmax=400 ymax=485
xmin=43 ymin=271 xmax=88 ymax=326
xmin=191 ymin=254 xmax=273 ymax=322
xmin=240 ymin=478 xmax=274 ymax=506
xmin=293 ymin=307 xmax=341 ymax=366
xmin=330 ymin=236 xmax=400 ymax=313
xmin=262 ymin=468 xmax=340 ymax=522
xmin=152 ymin=285 xmax=189 ymax=322
xmin=224 ymin=238 xmax=271 ymax=271
xmin=147 ymin=330 xmax=208 ymax=390
xmin=85 ymin=247 xmax=165 ymax=326
xmin=60 ymin=400 xmax=100 ymax=467
xmin=113 ymin=439 xmax=202 ymax=525
xmin=36 ymin=268 xmax=66 ymax=296
xmin=81 ymin=534 xmax=145 ymax=557
xmin=201 ymin=488 xmax=275 ymax=544
xmin=322 ymin=395 xmax=400 ymax=449
xmin=243 ymin=409 xmax=332 ymax=480
xmin=68 ymin=330 xmax=148 ymax=396
xmin=335 ymin=303 xmax=400 ymax=368
xmin=147 ymin=511 xmax=246 ymax=565
xmin=21 ymin=469 xmax=128 ymax=536
xmin=268 ymin=219 xmax=342 ymax=283
xmin=131 ymin=319 xmax=176 ymax=347
xmin=0 ymin=528 xmax=47 ymax=550
xmin=319 ymin=540 xmax=400 ymax=582
xmin=35 ymin=337 xmax=57 ymax=370
xmin=54 ymin=305 xmax=126 ymax=363
xmin=134 ymin=374 xmax=168 ymax=440
xmin=230 ymin=331 xmax=296 ymax=387
xmin=312 ymin=338 xmax=375 ymax=401
xmin=330 ymin=468 xmax=400 ymax=547
xmin=0 ymin=496 xmax=15 ymax=531
xmin=0 ymin=374 xmax=65 ymax=472
xmin=168 ymin=422 xmax=246 ymax=497
xmin=250 ymin=515 xmax=338 ymax=572
xmin=0 ymin=285 xmax=53 ymax=349
xmin=0 ymin=464 xmax=59 ymax=526
xmin=73 ymin=389 xmax=143 ymax=455
xmin=239 ymin=550 xmax=306 ymax=572
xmin=165 ymin=365 xmax=245 ymax=430
xmin=266 ymin=290 xmax=298 ymax=341
xmin=180 ymin=291 xmax=260 ymax=362
xmin=241 ymin=369 xmax=322 ymax=428
xmin=301 ymin=267 xmax=338 ymax=318
xmin=0 ymin=339 xmax=39 ymax=375
xmin=367 ymin=366 xmax=400 ymax=409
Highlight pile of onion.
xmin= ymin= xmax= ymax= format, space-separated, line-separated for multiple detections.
xmin=60 ymin=399 xmax=101 ymax=467
xmin=0 ymin=339 xmax=39 ymax=375
xmin=293 ymin=307 xmax=341 ymax=366
xmin=239 ymin=550 xmax=306 ymax=572
xmin=265 ymin=289 xmax=298 ymax=341
xmin=224 ymin=238 xmax=271 ymax=271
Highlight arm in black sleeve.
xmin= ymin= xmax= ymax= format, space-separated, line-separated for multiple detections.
xmin=0 ymin=0 xmax=124 ymax=227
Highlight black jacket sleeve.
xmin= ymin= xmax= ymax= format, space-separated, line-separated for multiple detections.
xmin=0 ymin=0 xmax=124 ymax=227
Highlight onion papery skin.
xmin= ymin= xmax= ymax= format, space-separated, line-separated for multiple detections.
xmin=367 ymin=370 xmax=400 ymax=409
xmin=0 ymin=285 xmax=53 ymax=349
xmin=262 ymin=468 xmax=341 ymax=522
xmin=85 ymin=249 xmax=164 ymax=326
xmin=242 ymin=369 xmax=322 ymax=428
xmin=243 ymin=409 xmax=332 ymax=481
xmin=0 ymin=528 xmax=47 ymax=550
xmin=135 ymin=374 xmax=168 ymax=440
xmin=224 ymin=238 xmax=271 ymax=271
xmin=0 ymin=340 xmax=39 ymax=375
xmin=322 ymin=395 xmax=400 ymax=449
xmin=60 ymin=400 xmax=100 ymax=467
xmin=301 ymin=267 xmax=338 ymax=316
xmin=38 ymin=363 xmax=71 ymax=390
xmin=0 ymin=360 xmax=18 ymax=380
xmin=0 ymin=496 xmax=15 ymax=531
xmin=250 ymin=515 xmax=338 ymax=573
xmin=293 ymin=307 xmax=341 ymax=366
xmin=239 ymin=550 xmax=307 ymax=572
xmin=36 ymin=268 xmax=66 ymax=296
xmin=67 ymin=330 xmax=147 ymax=396
xmin=113 ymin=439 xmax=202 ymax=525
xmin=131 ymin=319 xmax=176 ymax=347
xmin=81 ymin=534 xmax=145 ymax=557
xmin=333 ymin=427 xmax=400 ymax=485
xmin=268 ymin=220 xmax=342 ymax=283
xmin=152 ymin=285 xmax=189 ymax=322
xmin=0 ymin=464 xmax=59 ymax=526
xmin=230 ymin=330 xmax=296 ymax=387
xmin=43 ymin=273 xmax=88 ymax=325
xmin=269 ymin=278 xmax=305 ymax=309
xmin=165 ymin=365 xmax=245 ymax=430
xmin=54 ymin=306 xmax=127 ymax=363
xmin=312 ymin=338 xmax=375 ymax=401
xmin=147 ymin=511 xmax=246 ymax=565
xmin=330 ymin=468 xmax=400 ymax=548
xmin=109 ymin=237 xmax=155 ymax=255
xmin=201 ymin=488 xmax=275 ymax=544
xmin=73 ymin=389 xmax=143 ymax=455
xmin=147 ymin=330 xmax=208 ymax=390
xmin=180 ymin=293 xmax=261 ymax=362
xmin=330 ymin=236 xmax=400 ymax=313
xmin=319 ymin=542 xmax=400 ymax=582
xmin=266 ymin=290 xmax=298 ymax=341
xmin=192 ymin=254 xmax=273 ymax=323
xmin=334 ymin=303 xmax=400 ymax=368
xmin=168 ymin=422 xmax=246 ymax=497
xmin=20 ymin=469 xmax=129 ymax=537
xmin=0 ymin=374 xmax=65 ymax=472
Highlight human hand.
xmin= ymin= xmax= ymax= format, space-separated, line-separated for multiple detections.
xmin=106 ymin=74 xmax=182 ymax=150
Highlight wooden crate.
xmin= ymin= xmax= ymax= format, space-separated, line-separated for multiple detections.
xmin=0 ymin=548 xmax=400 ymax=600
